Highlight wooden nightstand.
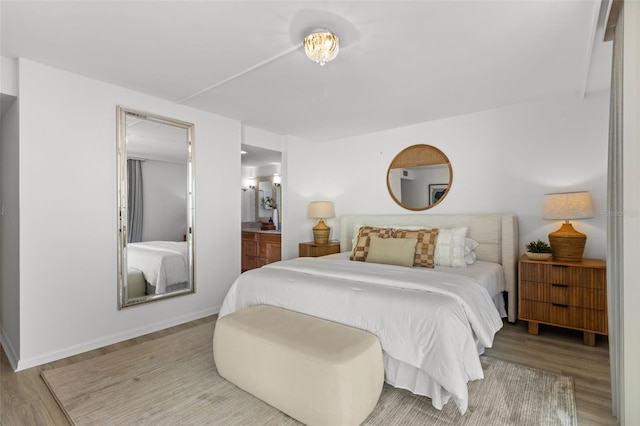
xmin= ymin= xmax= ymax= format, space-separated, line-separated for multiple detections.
xmin=299 ymin=241 xmax=340 ymax=257
xmin=518 ymin=255 xmax=607 ymax=346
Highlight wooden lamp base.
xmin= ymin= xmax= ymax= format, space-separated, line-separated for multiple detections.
xmin=313 ymin=219 xmax=330 ymax=245
xmin=548 ymin=222 xmax=586 ymax=262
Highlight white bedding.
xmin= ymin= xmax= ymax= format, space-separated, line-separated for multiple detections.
xmin=127 ymin=241 xmax=188 ymax=294
xmin=324 ymin=252 xmax=507 ymax=315
xmin=219 ymin=255 xmax=504 ymax=414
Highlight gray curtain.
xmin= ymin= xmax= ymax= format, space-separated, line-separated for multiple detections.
xmin=127 ymin=159 xmax=144 ymax=243
xmin=607 ymin=3 xmax=623 ymax=419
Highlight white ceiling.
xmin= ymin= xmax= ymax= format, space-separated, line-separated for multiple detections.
xmin=126 ymin=115 xmax=189 ymax=163
xmin=241 ymin=144 xmax=282 ymax=168
xmin=1 ymin=1 xmax=612 ymax=144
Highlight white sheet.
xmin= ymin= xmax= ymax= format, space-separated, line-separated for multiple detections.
xmin=127 ymin=241 xmax=188 ymax=294
xmin=219 ymin=256 xmax=504 ymax=414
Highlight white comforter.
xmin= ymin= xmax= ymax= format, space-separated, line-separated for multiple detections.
xmin=127 ymin=241 xmax=188 ymax=294
xmin=219 ymin=256 xmax=504 ymax=414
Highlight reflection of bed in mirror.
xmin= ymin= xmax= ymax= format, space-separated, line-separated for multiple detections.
xmin=127 ymin=241 xmax=189 ymax=296
xmin=117 ymin=106 xmax=195 ymax=308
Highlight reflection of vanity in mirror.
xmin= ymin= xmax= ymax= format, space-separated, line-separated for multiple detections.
xmin=387 ymin=144 xmax=452 ymax=210
xmin=116 ymin=106 xmax=195 ymax=308
xmin=241 ymin=175 xmax=282 ymax=272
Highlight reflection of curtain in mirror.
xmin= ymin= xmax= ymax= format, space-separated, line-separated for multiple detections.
xmin=127 ymin=159 xmax=144 ymax=243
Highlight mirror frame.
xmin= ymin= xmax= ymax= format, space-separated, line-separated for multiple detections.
xmin=386 ymin=144 xmax=453 ymax=211
xmin=255 ymin=176 xmax=275 ymax=220
xmin=254 ymin=175 xmax=282 ymax=227
xmin=116 ymin=106 xmax=195 ymax=309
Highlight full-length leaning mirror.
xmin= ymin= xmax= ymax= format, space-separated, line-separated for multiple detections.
xmin=117 ymin=106 xmax=195 ymax=308
xmin=387 ymin=144 xmax=453 ymax=210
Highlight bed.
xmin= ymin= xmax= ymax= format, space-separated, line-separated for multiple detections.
xmin=127 ymin=241 xmax=189 ymax=295
xmin=219 ymin=214 xmax=518 ymax=414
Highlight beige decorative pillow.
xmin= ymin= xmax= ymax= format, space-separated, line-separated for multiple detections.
xmin=365 ymin=236 xmax=418 ymax=267
xmin=394 ymin=228 xmax=439 ymax=268
xmin=350 ymin=226 xmax=395 ymax=261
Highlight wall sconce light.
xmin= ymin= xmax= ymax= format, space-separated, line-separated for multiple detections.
xmin=544 ymin=191 xmax=594 ymax=261
xmin=308 ymin=201 xmax=335 ymax=245
xmin=274 ymin=175 xmax=281 ymax=187
xmin=242 ymin=178 xmax=256 ymax=192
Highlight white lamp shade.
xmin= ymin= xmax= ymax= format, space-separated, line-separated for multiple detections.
xmin=308 ymin=201 xmax=335 ymax=219
xmin=544 ymin=191 xmax=594 ymax=220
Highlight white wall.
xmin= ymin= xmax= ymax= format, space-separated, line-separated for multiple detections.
xmin=1 ymin=57 xmax=18 ymax=97
xmin=141 ymin=160 xmax=188 ymax=242
xmin=12 ymin=59 xmax=241 ymax=370
xmin=622 ymin=2 xmax=640 ymax=423
xmin=243 ymin=125 xmax=284 ymax=153
xmin=0 ymin=96 xmax=20 ymax=365
xmin=284 ymin=92 xmax=609 ymax=261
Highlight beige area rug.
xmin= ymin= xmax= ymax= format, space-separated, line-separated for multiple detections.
xmin=42 ymin=322 xmax=577 ymax=426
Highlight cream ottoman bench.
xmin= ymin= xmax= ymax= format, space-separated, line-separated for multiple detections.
xmin=213 ymin=305 xmax=384 ymax=426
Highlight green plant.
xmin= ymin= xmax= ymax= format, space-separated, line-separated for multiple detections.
xmin=526 ymin=240 xmax=553 ymax=253
xmin=261 ymin=196 xmax=276 ymax=209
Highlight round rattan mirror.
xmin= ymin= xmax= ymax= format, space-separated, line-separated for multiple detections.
xmin=387 ymin=144 xmax=452 ymax=211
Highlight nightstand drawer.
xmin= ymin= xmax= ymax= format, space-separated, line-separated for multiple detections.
xmin=520 ymin=262 xmax=606 ymax=288
xmin=518 ymin=256 xmax=607 ymax=345
xmin=299 ymin=242 xmax=341 ymax=257
xmin=519 ymin=281 xmax=606 ymax=310
xmin=519 ymin=300 xmax=607 ymax=333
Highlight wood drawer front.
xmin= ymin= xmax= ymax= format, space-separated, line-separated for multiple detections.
xmin=520 ymin=263 xmax=605 ymax=289
xmin=520 ymin=300 xmax=607 ymax=333
xmin=299 ymin=243 xmax=341 ymax=257
xmin=259 ymin=233 xmax=281 ymax=244
xmin=259 ymin=243 xmax=268 ymax=258
xmin=259 ymin=242 xmax=281 ymax=262
xmin=242 ymin=256 xmax=257 ymax=271
xmin=269 ymin=246 xmax=281 ymax=261
xmin=257 ymin=257 xmax=270 ymax=267
xmin=242 ymin=241 xmax=258 ymax=257
xmin=242 ymin=232 xmax=259 ymax=242
xmin=520 ymin=281 xmax=606 ymax=310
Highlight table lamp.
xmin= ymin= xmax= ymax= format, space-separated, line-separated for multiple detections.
xmin=544 ymin=191 xmax=594 ymax=261
xmin=308 ymin=201 xmax=335 ymax=245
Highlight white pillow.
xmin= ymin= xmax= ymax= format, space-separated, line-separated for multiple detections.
xmin=464 ymin=250 xmax=477 ymax=265
xmin=464 ymin=237 xmax=479 ymax=254
xmin=434 ymin=227 xmax=468 ymax=267
xmin=464 ymin=237 xmax=479 ymax=265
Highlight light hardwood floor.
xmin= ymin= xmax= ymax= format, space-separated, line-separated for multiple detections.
xmin=1 ymin=317 xmax=617 ymax=425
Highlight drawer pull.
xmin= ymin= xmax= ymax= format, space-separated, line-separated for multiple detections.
xmin=552 ymin=283 xmax=568 ymax=288
xmin=552 ymin=303 xmax=569 ymax=308
xmin=552 ymin=264 xmax=569 ymax=268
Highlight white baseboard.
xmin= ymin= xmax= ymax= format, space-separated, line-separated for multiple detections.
xmin=15 ymin=305 xmax=220 ymax=371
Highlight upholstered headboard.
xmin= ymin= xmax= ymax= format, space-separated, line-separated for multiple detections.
xmin=339 ymin=214 xmax=519 ymax=322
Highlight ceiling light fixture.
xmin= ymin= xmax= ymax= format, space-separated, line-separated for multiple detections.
xmin=304 ymin=30 xmax=339 ymax=66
